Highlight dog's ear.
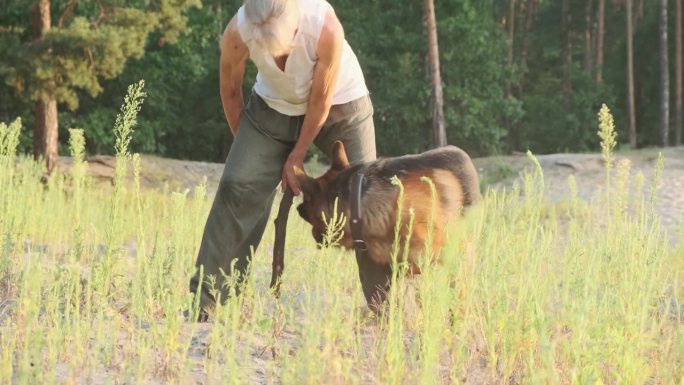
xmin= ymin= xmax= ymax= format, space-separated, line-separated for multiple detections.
xmin=331 ymin=141 xmax=350 ymax=170
xmin=293 ymin=166 xmax=317 ymax=194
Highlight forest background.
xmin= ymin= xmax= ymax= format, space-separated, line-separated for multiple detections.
xmin=0 ymin=0 xmax=681 ymax=164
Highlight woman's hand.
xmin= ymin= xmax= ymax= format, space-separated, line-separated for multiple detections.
xmin=281 ymin=150 xmax=305 ymax=195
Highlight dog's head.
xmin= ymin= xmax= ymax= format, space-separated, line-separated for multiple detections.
xmin=295 ymin=141 xmax=351 ymax=245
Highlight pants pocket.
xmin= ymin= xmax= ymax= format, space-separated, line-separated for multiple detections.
xmin=246 ymin=93 xmax=300 ymax=143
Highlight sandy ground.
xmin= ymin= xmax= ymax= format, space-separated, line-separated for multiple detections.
xmin=473 ymin=147 xmax=684 ymax=238
xmin=51 ymin=147 xmax=684 ymax=384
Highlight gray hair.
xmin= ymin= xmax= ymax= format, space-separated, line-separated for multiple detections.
xmin=244 ymin=0 xmax=300 ymax=56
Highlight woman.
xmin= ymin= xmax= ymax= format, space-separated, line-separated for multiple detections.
xmin=188 ymin=0 xmax=391 ymax=320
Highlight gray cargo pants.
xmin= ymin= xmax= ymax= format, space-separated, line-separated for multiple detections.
xmin=189 ymin=92 xmax=392 ymax=310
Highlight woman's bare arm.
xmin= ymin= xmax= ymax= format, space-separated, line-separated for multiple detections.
xmin=282 ymin=9 xmax=344 ymax=194
xmin=219 ymin=16 xmax=249 ymax=136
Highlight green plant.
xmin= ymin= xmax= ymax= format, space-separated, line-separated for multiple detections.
xmin=0 ymin=102 xmax=680 ymax=384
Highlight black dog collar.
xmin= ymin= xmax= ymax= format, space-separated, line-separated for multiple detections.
xmin=350 ymin=170 xmax=368 ymax=253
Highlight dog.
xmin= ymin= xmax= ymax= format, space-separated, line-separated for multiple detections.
xmin=295 ymin=141 xmax=481 ymax=271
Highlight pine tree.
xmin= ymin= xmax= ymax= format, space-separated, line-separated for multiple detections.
xmin=626 ymin=0 xmax=637 ymax=147
xmin=595 ymin=0 xmax=605 ymax=83
xmin=675 ymin=0 xmax=682 ymax=145
xmin=0 ymin=0 xmax=200 ymax=173
xmin=424 ymin=0 xmax=446 ymax=148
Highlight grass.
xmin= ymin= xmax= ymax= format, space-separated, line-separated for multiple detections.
xmin=0 ymin=89 xmax=682 ymax=384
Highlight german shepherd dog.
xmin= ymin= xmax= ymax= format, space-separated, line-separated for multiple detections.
xmin=295 ymin=141 xmax=481 ymax=271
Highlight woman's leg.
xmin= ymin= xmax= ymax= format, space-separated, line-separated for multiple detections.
xmin=189 ymin=93 xmax=298 ymax=310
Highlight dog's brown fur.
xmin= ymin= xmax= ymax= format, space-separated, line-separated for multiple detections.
xmin=295 ymin=141 xmax=481 ymax=270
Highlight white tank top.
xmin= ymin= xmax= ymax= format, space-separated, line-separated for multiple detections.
xmin=236 ymin=0 xmax=368 ymax=116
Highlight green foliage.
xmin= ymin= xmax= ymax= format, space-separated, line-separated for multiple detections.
xmin=598 ymin=104 xmax=617 ymax=169
xmin=517 ymin=1 xmax=616 ymax=154
xmin=68 ymin=128 xmax=87 ymax=225
xmin=0 ymin=118 xmax=21 ymax=157
xmin=0 ymin=105 xmax=681 ymax=383
xmin=603 ymin=3 xmax=663 ymax=147
xmin=3 ymin=4 xmax=181 ymax=104
xmin=0 ymin=117 xmax=22 ymax=221
xmin=520 ymin=69 xmax=615 ymax=153
xmin=114 ymin=80 xmax=146 ymax=161
xmin=60 ymin=3 xmax=238 ymax=159
xmin=22 ymin=11 xmax=153 ymax=107
xmin=0 ymin=0 xmax=680 ymax=161
xmin=334 ymin=0 xmax=519 ymax=156
xmin=333 ymin=0 xmax=430 ymax=155
xmin=0 ymin=0 xmax=200 ymax=148
xmin=438 ymin=1 xmax=522 ymax=154
xmin=320 ymin=198 xmax=346 ymax=247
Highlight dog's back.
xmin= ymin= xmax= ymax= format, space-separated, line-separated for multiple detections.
xmin=365 ymin=145 xmax=481 ymax=207
xmin=323 ymin=145 xmax=480 ymax=266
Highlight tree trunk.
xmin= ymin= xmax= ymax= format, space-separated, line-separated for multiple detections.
xmin=503 ymin=0 xmax=517 ymax=148
xmin=34 ymin=100 xmax=58 ymax=169
xmin=584 ymin=0 xmax=594 ymax=72
xmin=32 ymin=0 xmax=59 ymax=174
xmin=595 ymin=0 xmax=605 ymax=83
xmin=676 ymin=0 xmax=682 ymax=145
xmin=626 ymin=0 xmax=637 ymax=148
xmin=518 ymin=0 xmax=536 ymax=94
xmin=660 ymin=0 xmax=670 ymax=147
xmin=505 ymin=0 xmax=516 ymax=100
xmin=562 ymin=0 xmax=573 ymax=112
xmin=216 ymin=0 xmax=224 ymax=36
xmin=424 ymin=0 xmax=446 ymax=147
